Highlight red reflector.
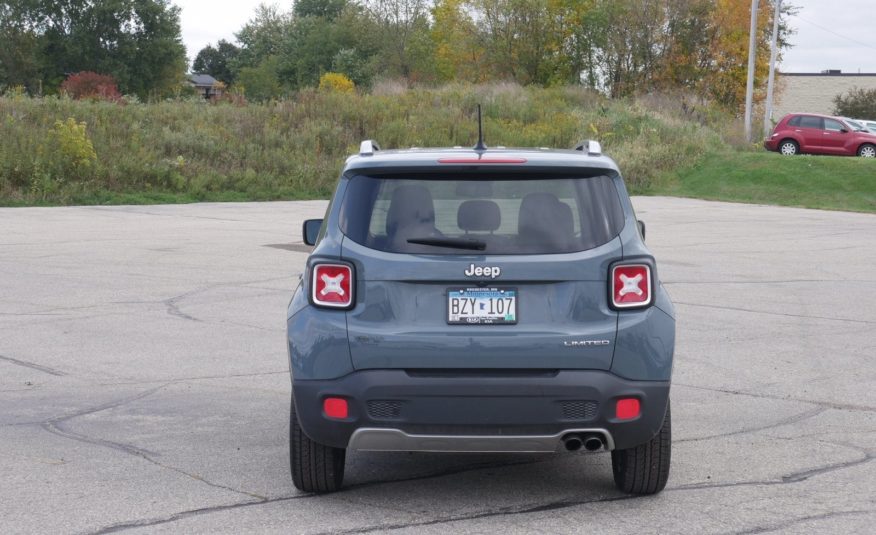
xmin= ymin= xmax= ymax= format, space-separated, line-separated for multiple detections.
xmin=616 ymin=398 xmax=641 ymax=420
xmin=323 ymin=398 xmax=348 ymax=419
xmin=312 ymin=263 xmax=353 ymax=308
xmin=611 ymin=264 xmax=652 ymax=308
xmin=437 ymin=157 xmax=527 ymax=164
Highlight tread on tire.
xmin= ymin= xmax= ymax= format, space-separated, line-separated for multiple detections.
xmin=611 ymin=401 xmax=671 ymax=495
xmin=290 ymin=395 xmax=346 ymax=493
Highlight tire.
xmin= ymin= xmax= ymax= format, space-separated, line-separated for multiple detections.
xmin=857 ymin=144 xmax=876 ymax=158
xmin=290 ymin=394 xmax=346 ymax=493
xmin=611 ymin=401 xmax=671 ymax=495
xmin=778 ymin=139 xmax=799 ymax=155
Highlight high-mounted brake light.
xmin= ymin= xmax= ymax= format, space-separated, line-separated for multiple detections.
xmin=437 ymin=157 xmax=527 ymax=164
xmin=311 ymin=263 xmax=353 ymax=309
xmin=611 ymin=264 xmax=652 ymax=309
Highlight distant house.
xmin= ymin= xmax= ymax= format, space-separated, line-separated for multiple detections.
xmin=188 ymin=74 xmax=224 ymax=99
xmin=773 ymin=70 xmax=876 ymax=119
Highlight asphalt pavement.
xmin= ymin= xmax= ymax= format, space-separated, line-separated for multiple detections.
xmin=1 ymin=197 xmax=874 ymax=534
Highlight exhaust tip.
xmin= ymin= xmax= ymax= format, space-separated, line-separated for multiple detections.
xmin=583 ymin=436 xmax=604 ymax=452
xmin=562 ymin=434 xmax=583 ymax=452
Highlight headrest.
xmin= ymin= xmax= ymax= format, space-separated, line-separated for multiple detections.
xmin=457 ymin=200 xmax=501 ymax=232
xmin=385 ymin=185 xmax=436 ymax=235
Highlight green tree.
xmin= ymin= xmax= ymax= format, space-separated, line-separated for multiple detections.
xmin=193 ymin=40 xmax=240 ymax=84
xmin=833 ymin=87 xmax=876 ymax=120
xmin=1 ymin=0 xmax=186 ymax=98
xmin=235 ymin=56 xmax=283 ymax=101
xmin=431 ymin=0 xmax=482 ymax=83
xmin=363 ymin=0 xmax=435 ymax=82
xmin=0 ymin=1 xmax=43 ymax=92
xmin=278 ymin=3 xmax=375 ymax=89
xmin=234 ymin=4 xmax=293 ymax=70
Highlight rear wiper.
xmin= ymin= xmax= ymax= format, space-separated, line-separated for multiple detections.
xmin=407 ymin=237 xmax=487 ymax=251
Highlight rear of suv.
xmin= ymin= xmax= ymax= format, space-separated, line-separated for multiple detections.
xmin=287 ymin=139 xmax=675 ymax=495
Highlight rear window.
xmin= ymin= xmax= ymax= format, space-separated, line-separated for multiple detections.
xmin=340 ymin=173 xmax=625 ymax=255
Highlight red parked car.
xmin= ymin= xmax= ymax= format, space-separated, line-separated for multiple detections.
xmin=764 ymin=113 xmax=876 ymax=157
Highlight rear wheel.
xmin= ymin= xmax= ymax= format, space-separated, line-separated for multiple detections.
xmin=290 ymin=394 xmax=346 ymax=493
xmin=779 ymin=139 xmax=799 ymax=155
xmin=857 ymin=144 xmax=876 ymax=158
xmin=611 ymin=401 xmax=671 ymax=495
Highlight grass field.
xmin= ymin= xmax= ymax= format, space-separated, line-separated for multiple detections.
xmin=650 ymin=151 xmax=876 ymax=213
xmin=1 ymin=85 xmax=875 ymax=213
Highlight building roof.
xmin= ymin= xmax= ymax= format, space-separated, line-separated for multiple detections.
xmin=780 ymin=72 xmax=876 ymax=77
xmin=188 ymin=73 xmax=219 ymax=87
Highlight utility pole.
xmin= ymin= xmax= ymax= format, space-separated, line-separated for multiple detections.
xmin=744 ymin=0 xmax=760 ymax=142
xmin=763 ymin=0 xmax=782 ymax=139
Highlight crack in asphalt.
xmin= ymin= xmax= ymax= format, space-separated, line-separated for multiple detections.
xmin=676 ymin=407 xmax=827 ymax=444
xmin=729 ymin=508 xmax=876 ymax=534
xmin=0 ymin=354 xmax=68 ymax=376
xmin=83 ymin=456 xmax=555 ymax=534
xmin=40 ymin=386 xmax=267 ymax=504
xmin=83 ymin=441 xmax=876 ymax=534
xmin=163 ymin=290 xmax=205 ymax=322
xmin=673 ymin=301 xmax=876 ymax=326
xmin=674 ymin=383 xmax=876 ymax=413
xmin=96 ymin=370 xmax=288 ymax=386
xmin=84 ymin=495 xmax=312 ymax=535
xmin=321 ymin=449 xmax=876 ymax=535
xmin=317 ymin=495 xmax=639 ymax=535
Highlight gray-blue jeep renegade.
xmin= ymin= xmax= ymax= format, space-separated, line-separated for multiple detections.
xmin=287 ymin=138 xmax=675 ymax=495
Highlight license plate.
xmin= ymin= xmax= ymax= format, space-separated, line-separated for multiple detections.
xmin=447 ymin=287 xmax=517 ymax=325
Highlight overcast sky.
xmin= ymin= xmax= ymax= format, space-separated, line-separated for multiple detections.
xmin=175 ymin=0 xmax=876 ymax=74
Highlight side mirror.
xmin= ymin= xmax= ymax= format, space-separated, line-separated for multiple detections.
xmin=637 ymin=220 xmax=646 ymax=241
xmin=840 ymin=128 xmax=848 ymax=133
xmin=302 ymin=219 xmax=323 ymax=246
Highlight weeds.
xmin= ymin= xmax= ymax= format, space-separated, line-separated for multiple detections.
xmin=0 ymin=84 xmax=728 ymax=205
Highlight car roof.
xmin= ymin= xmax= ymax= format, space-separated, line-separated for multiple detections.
xmin=343 ymin=146 xmax=621 ymax=173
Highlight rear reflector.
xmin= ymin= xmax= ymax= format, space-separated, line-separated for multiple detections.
xmin=437 ymin=158 xmax=527 ymax=164
xmin=616 ymin=398 xmax=641 ymax=420
xmin=312 ymin=263 xmax=353 ymax=308
xmin=611 ymin=264 xmax=652 ymax=309
xmin=323 ymin=398 xmax=348 ymax=419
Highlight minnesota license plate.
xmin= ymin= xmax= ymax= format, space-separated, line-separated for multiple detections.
xmin=447 ymin=288 xmax=517 ymax=325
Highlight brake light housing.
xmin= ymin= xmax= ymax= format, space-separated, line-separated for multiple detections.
xmin=323 ymin=397 xmax=349 ymax=419
xmin=311 ymin=263 xmax=354 ymax=309
xmin=610 ymin=263 xmax=652 ymax=309
xmin=616 ymin=398 xmax=641 ymax=420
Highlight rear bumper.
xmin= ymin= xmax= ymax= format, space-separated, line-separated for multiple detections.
xmin=292 ymin=369 xmax=670 ymax=451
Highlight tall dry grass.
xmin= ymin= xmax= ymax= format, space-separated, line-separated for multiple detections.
xmin=0 ymin=84 xmax=729 ymax=205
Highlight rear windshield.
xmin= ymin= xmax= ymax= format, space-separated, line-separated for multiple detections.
xmin=340 ymin=173 xmax=625 ymax=255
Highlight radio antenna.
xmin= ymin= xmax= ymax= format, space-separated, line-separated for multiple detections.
xmin=473 ymin=104 xmax=487 ymax=151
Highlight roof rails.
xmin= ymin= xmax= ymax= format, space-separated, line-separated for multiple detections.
xmin=573 ymin=140 xmax=602 ymax=156
xmin=360 ymin=139 xmax=380 ymax=156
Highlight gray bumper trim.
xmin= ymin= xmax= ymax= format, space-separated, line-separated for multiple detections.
xmin=348 ymin=427 xmax=615 ymax=453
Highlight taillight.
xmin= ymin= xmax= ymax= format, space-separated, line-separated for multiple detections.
xmin=616 ymin=398 xmax=641 ymax=420
xmin=323 ymin=397 xmax=349 ymax=419
xmin=611 ymin=264 xmax=652 ymax=309
xmin=311 ymin=263 xmax=353 ymax=309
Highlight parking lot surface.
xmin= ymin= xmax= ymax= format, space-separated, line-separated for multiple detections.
xmin=1 ymin=197 xmax=874 ymax=534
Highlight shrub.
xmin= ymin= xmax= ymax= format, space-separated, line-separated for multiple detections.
xmin=833 ymin=87 xmax=876 ymax=119
xmin=319 ymin=72 xmax=355 ymax=93
xmin=61 ymin=72 xmax=122 ymax=102
xmin=47 ymin=118 xmax=98 ymax=171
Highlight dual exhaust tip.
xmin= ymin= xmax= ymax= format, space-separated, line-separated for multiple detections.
xmin=562 ymin=433 xmax=605 ymax=452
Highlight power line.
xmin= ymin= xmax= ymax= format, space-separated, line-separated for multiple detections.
xmin=794 ymin=15 xmax=876 ymax=52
